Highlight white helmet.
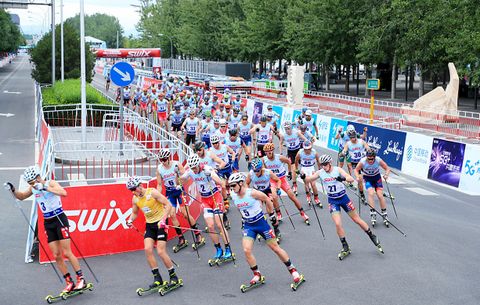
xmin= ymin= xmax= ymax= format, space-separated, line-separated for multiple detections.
xmin=225 ymin=88 xmax=230 ymax=93
xmin=23 ymin=166 xmax=40 ymax=182
xmin=228 ymin=172 xmax=245 ymax=185
xmin=219 ymin=118 xmax=227 ymax=126
xmin=126 ymin=176 xmax=141 ymax=190
xmin=319 ymin=154 xmax=333 ymax=164
xmin=158 ymin=149 xmax=171 ymax=159
xmin=347 ymin=124 xmax=355 ymax=132
xmin=283 ymin=121 xmax=292 ymax=128
xmin=305 ymin=110 xmax=312 ymax=116
xmin=213 ymin=118 xmax=220 ymax=124
xmin=187 ymin=154 xmax=200 ymax=168
xmin=210 ymin=134 xmax=220 ymax=144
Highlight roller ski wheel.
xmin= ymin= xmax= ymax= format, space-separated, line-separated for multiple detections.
xmin=383 ymin=192 xmax=395 ymax=200
xmin=383 ymin=219 xmax=390 ymax=228
xmin=216 ymin=253 xmax=236 ymax=266
xmin=306 ymin=195 xmax=312 ymax=206
xmin=208 ymin=259 xmax=217 ymax=267
xmin=172 ymin=240 xmax=188 ymax=253
xmin=192 ymin=237 xmax=206 ymax=250
xmin=338 ymin=248 xmax=351 ymax=260
xmin=136 ymin=281 xmax=167 ymax=296
xmin=240 ymin=275 xmax=266 ymax=293
xmin=276 ymin=234 xmax=282 ymax=244
xmin=371 ymin=219 xmax=376 ymax=227
xmin=290 ymin=274 xmax=305 ymax=291
xmin=158 ymin=279 xmax=183 ymax=296
xmin=46 ymin=283 xmax=94 ymax=303
xmin=376 ymin=244 xmax=384 ymax=254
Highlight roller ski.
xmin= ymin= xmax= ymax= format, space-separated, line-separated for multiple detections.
xmin=383 ymin=192 xmax=395 ymax=200
xmin=136 ymin=280 xmax=168 ymax=296
xmin=240 ymin=272 xmax=266 ymax=293
xmin=274 ymin=227 xmax=282 ymax=244
xmin=314 ymin=196 xmax=323 ymax=208
xmin=208 ymin=245 xmax=223 ymax=266
xmin=370 ymin=210 xmax=377 ymax=227
xmin=216 ymin=245 xmax=235 ymax=266
xmin=192 ymin=235 xmax=206 ymax=250
xmin=172 ymin=238 xmax=188 ymax=253
xmin=370 ymin=234 xmax=384 ymax=254
xmin=306 ymin=193 xmax=312 ymax=206
xmin=158 ymin=278 xmax=183 ymax=296
xmin=292 ymin=183 xmax=298 ymax=196
xmin=338 ymin=247 xmax=351 ymax=260
xmin=359 ymin=192 xmax=367 ymax=205
xmin=45 ymin=283 xmax=94 ymax=303
xmin=290 ymin=269 xmax=305 ymax=291
xmin=382 ymin=212 xmax=390 ymax=228
xmin=300 ymin=211 xmax=310 ymax=226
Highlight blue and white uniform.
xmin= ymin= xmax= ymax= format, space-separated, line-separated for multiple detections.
xmin=184 ymin=117 xmax=199 ymax=135
xmin=34 ymin=181 xmax=63 ymax=219
xmin=298 ymin=148 xmax=317 ymax=176
xmin=231 ymin=189 xmax=275 ymax=241
xmin=359 ymin=156 xmax=383 ymax=190
xmin=201 ymin=121 xmax=214 ymax=148
xmin=158 ymin=162 xmax=183 ymax=207
xmin=184 ymin=167 xmax=218 ymax=198
xmin=238 ymin=122 xmax=252 ymax=145
xmin=224 ymin=136 xmax=242 ymax=171
xmin=232 ymin=98 xmax=242 ymax=109
xmin=317 ymin=167 xmax=355 ymax=214
xmin=303 ymin=118 xmax=316 ymax=135
xmin=256 ymin=125 xmax=271 ymax=146
xmin=228 ymin=114 xmax=242 ymax=130
xmin=346 ymin=139 xmax=366 ymax=166
xmin=170 ymin=111 xmax=185 ymax=130
xmin=263 ymin=154 xmax=287 ymax=179
xmin=209 ymin=144 xmax=232 ymax=179
xmin=299 ymin=130 xmax=314 ymax=147
xmin=249 ymin=169 xmax=272 ymax=193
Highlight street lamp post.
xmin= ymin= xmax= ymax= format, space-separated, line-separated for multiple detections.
xmin=51 ymin=0 xmax=55 ymax=85
xmin=158 ymin=33 xmax=173 ymax=69
xmin=60 ymin=0 xmax=64 ymax=82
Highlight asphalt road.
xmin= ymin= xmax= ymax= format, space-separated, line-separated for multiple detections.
xmin=0 ymin=58 xmax=479 ymax=305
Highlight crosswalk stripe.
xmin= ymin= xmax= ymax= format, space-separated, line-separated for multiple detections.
xmin=404 ymin=187 xmax=438 ymax=196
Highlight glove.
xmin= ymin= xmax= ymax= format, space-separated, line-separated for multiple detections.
xmin=158 ymin=219 xmax=167 ymax=229
xmin=295 ymin=169 xmax=300 ymax=175
xmin=255 ymin=127 xmax=259 ymax=132
xmin=316 ymin=136 xmax=319 ymax=140
xmin=383 ymin=174 xmax=389 ymax=181
xmin=245 ymin=155 xmax=250 ymax=162
xmin=204 ymin=167 xmax=212 ymax=176
xmin=4 ymin=182 xmax=15 ymax=193
xmin=276 ymin=188 xmax=282 ymax=196
xmin=33 ymin=182 xmax=46 ymax=191
xmin=300 ymin=173 xmax=306 ymax=180
xmin=175 ymin=185 xmax=182 ymax=190
xmin=338 ymin=152 xmax=346 ymax=158
xmin=287 ymin=172 xmax=292 ymax=181
xmin=336 ymin=176 xmax=346 ymax=182
xmin=269 ymin=213 xmax=278 ymax=226
xmin=126 ymin=219 xmax=133 ymax=227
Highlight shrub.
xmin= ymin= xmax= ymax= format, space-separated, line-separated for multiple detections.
xmin=41 ymin=79 xmax=113 ymax=106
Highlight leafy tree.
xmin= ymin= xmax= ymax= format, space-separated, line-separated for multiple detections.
xmin=65 ymin=13 xmax=124 ymax=48
xmin=30 ymin=23 xmax=95 ymax=84
xmin=0 ymin=9 xmax=25 ymax=52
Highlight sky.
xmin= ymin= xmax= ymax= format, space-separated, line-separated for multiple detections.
xmin=7 ymin=0 xmax=141 ymax=36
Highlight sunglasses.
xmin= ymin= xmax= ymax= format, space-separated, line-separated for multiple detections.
xmin=160 ymin=158 xmax=169 ymax=162
xmin=128 ymin=186 xmax=137 ymax=191
xmin=321 ymin=162 xmax=329 ymax=166
xmin=228 ymin=183 xmax=238 ymax=188
xmin=367 ymin=157 xmax=375 ymax=161
xmin=195 ymin=147 xmax=204 ymax=152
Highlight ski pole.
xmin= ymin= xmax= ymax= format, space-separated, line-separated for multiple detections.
xmin=307 ymin=188 xmax=326 ymax=240
xmin=3 ymin=185 xmax=63 ymax=284
xmin=343 ymin=183 xmax=406 ymax=237
xmin=383 ymin=178 xmax=398 ymax=219
xmin=53 ymin=213 xmax=100 ymax=283
xmin=165 ymin=224 xmax=221 ymax=235
xmin=277 ymin=197 xmax=296 ymax=231
xmin=130 ymin=223 xmax=179 ymax=267
xmin=206 ymin=176 xmax=236 ymax=267
xmin=177 ymin=177 xmax=201 ymax=260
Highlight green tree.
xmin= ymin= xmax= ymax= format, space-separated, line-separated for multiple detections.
xmin=65 ymin=13 xmax=124 ymax=48
xmin=0 ymin=9 xmax=25 ymax=52
xmin=30 ymin=23 xmax=95 ymax=84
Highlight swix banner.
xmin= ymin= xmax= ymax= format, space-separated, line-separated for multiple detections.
xmin=94 ymin=48 xmax=161 ymax=58
xmin=38 ymin=179 xmax=200 ymax=263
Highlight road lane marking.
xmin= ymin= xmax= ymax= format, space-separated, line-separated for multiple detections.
xmin=404 ymin=187 xmax=438 ymax=196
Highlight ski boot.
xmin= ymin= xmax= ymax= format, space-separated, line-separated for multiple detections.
xmin=172 ymin=237 xmax=188 ymax=253
xmin=223 ymin=199 xmax=230 ymax=213
xmin=289 ymin=268 xmax=305 ymax=291
xmin=240 ymin=271 xmax=266 ymax=293
xmin=208 ymin=245 xmax=223 ymax=266
xmin=192 ymin=234 xmax=206 ymax=250
xmin=338 ymin=246 xmax=351 ymax=260
xmin=370 ymin=210 xmax=377 ymax=227
xmin=158 ymin=274 xmax=183 ymax=296
xmin=306 ymin=193 xmax=312 ymax=206
xmin=217 ymin=245 xmax=235 ymax=266
xmin=370 ymin=234 xmax=384 ymax=254
xmin=223 ymin=218 xmax=231 ymax=230
xmin=360 ymin=192 xmax=367 ymax=205
xmin=300 ymin=211 xmax=310 ymax=226
xmin=314 ymin=196 xmax=323 ymax=208
xmin=274 ymin=226 xmax=282 ymax=244
xmin=382 ymin=212 xmax=390 ymax=228
xmin=74 ymin=276 xmax=86 ymax=290
xmin=46 ymin=283 xmax=94 ymax=303
xmin=292 ymin=183 xmax=298 ymax=196
xmin=62 ymin=279 xmax=75 ymax=294
xmin=276 ymin=210 xmax=283 ymax=222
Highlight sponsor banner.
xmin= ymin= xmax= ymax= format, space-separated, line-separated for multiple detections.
xmin=252 ymin=101 xmax=264 ymax=124
xmin=272 ymin=105 xmax=283 ymax=129
xmin=37 ymin=118 xmax=49 ymax=167
xmin=315 ymin=114 xmax=331 ymax=148
xmin=142 ymin=77 xmax=162 ymax=90
xmin=245 ymin=99 xmax=255 ymax=120
xmin=401 ymin=132 xmax=433 ymax=179
xmin=39 ymin=180 xmax=200 ymax=263
xmin=281 ymin=107 xmax=294 ymax=125
xmin=428 ymin=138 xmax=465 ymax=188
xmin=292 ymin=109 xmax=302 ymax=126
xmin=349 ymin=122 xmax=406 ymax=170
xmin=459 ymin=144 xmax=480 ymax=195
xmin=327 ymin=118 xmax=348 ymax=151
xmin=95 ymin=48 xmax=161 ymax=58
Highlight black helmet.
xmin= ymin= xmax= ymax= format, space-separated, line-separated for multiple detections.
xmin=260 ymin=115 xmax=267 ymax=122
xmin=229 ymin=129 xmax=238 ymax=136
xmin=194 ymin=141 xmax=205 ymax=151
xmin=366 ymin=148 xmax=376 ymax=158
xmin=347 ymin=129 xmax=357 ymax=138
xmin=174 ymin=106 xmax=181 ymax=111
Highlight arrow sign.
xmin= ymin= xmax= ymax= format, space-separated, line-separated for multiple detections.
xmin=3 ymin=90 xmax=21 ymax=94
xmin=110 ymin=62 xmax=135 ymax=87
xmin=0 ymin=113 xmax=15 ymax=117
